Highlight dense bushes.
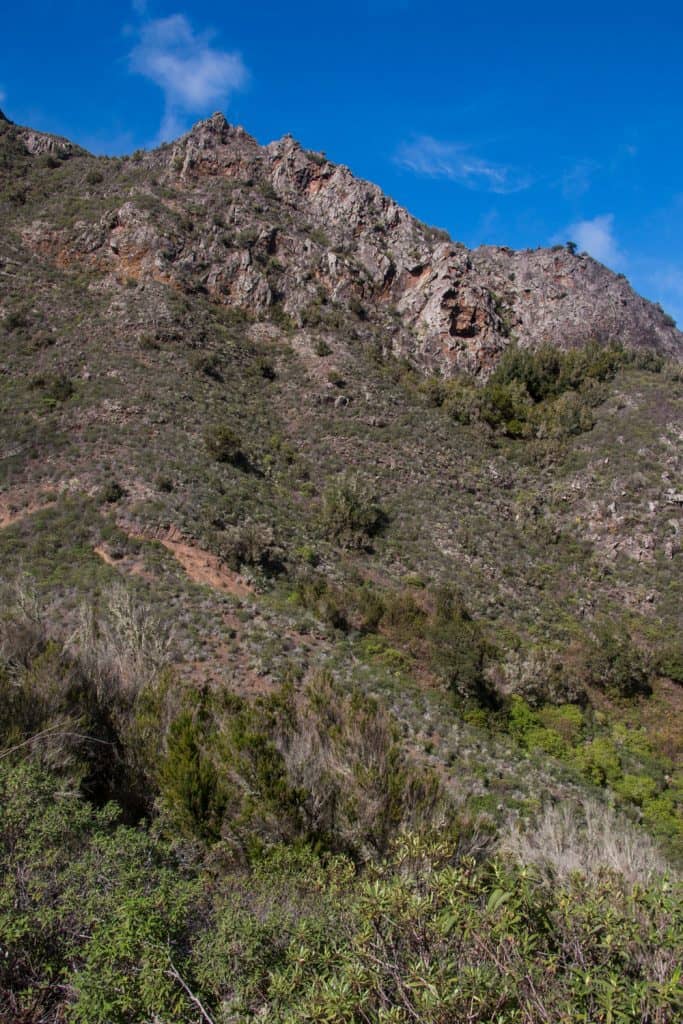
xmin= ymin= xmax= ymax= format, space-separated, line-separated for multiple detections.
xmin=292 ymin=576 xmax=492 ymax=703
xmin=158 ymin=675 xmax=449 ymax=860
xmin=0 ymin=762 xmax=199 ymax=1024
xmin=579 ymin=622 xmax=652 ymax=697
xmin=0 ymin=581 xmax=680 ymax=1021
xmin=1 ymin=766 xmax=680 ymax=1024
xmin=0 ymin=585 xmax=449 ymax=861
xmin=422 ymin=340 xmax=664 ymax=438
xmin=428 ymin=587 xmax=493 ymax=704
xmin=505 ymin=694 xmax=683 ymax=858
xmin=0 ymin=580 xmax=174 ymax=813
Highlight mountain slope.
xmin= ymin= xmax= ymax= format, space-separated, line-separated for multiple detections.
xmin=1 ymin=107 xmax=682 ymax=1023
xmin=0 ymin=109 xmax=680 ymax=830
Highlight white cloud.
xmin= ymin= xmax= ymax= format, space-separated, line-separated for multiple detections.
xmin=566 ymin=214 xmax=623 ymax=267
xmin=129 ymin=14 xmax=248 ymax=141
xmin=0 ymin=88 xmax=6 ymax=104
xmin=131 ymin=0 xmax=148 ymax=14
xmin=559 ymin=159 xmax=599 ymax=199
xmin=395 ymin=135 xmax=532 ymax=194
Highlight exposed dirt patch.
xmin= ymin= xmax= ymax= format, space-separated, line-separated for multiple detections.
xmin=93 ymin=544 xmax=154 ymax=583
xmin=93 ymin=544 xmax=118 ymax=568
xmin=120 ymin=522 xmax=254 ymax=597
xmin=0 ymin=488 xmax=59 ymax=529
xmin=161 ymin=535 xmax=253 ymax=596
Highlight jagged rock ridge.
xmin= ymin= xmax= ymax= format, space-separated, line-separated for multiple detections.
xmin=8 ymin=111 xmax=683 ymax=375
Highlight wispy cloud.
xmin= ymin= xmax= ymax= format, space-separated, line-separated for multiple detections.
xmin=128 ymin=14 xmax=248 ymax=142
xmin=0 ymin=88 xmax=6 ymax=105
xmin=563 ymin=213 xmax=623 ymax=267
xmin=395 ymin=135 xmax=532 ymax=194
xmin=476 ymin=208 xmax=501 ymax=242
xmin=559 ymin=159 xmax=600 ymax=199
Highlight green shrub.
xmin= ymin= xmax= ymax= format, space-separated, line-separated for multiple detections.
xmin=31 ymin=372 xmax=75 ymax=405
xmin=508 ymin=695 xmax=539 ymax=743
xmin=428 ymin=588 xmax=491 ymax=704
xmin=524 ymin=724 xmax=568 ymax=757
xmin=642 ymin=791 xmax=683 ymax=847
xmin=380 ymin=589 xmax=427 ymax=648
xmin=537 ymin=703 xmax=585 ymax=744
xmin=100 ymin=479 xmax=126 ymax=504
xmin=360 ymin=633 xmax=409 ymax=671
xmin=583 ymin=624 xmax=652 ymax=697
xmin=204 ymin=424 xmax=248 ymax=468
xmin=257 ymin=356 xmax=276 ymax=380
xmin=614 ymin=773 xmax=659 ymax=806
xmin=191 ymin=351 xmax=223 ymax=380
xmin=656 ymin=643 xmax=683 ymax=683
xmin=1 ymin=763 xmax=680 ymax=1024
xmin=313 ymin=338 xmax=332 ymax=356
xmin=0 ymin=761 xmax=198 ymax=1024
xmin=572 ymin=736 xmax=622 ymax=786
xmin=321 ymin=474 xmax=386 ymax=549
xmin=537 ymin=389 xmax=594 ymax=437
xmin=427 ymin=341 xmax=662 ymax=441
xmin=159 ymin=710 xmax=226 ymax=839
xmin=479 ymin=378 xmax=534 ymax=435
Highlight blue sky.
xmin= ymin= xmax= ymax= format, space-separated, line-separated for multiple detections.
xmin=2 ymin=1 xmax=682 ymax=324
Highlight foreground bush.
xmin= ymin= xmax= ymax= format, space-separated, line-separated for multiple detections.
xmin=158 ymin=674 xmax=451 ymax=859
xmin=1 ymin=762 xmax=680 ymax=1024
xmin=0 ymin=584 xmax=451 ymax=861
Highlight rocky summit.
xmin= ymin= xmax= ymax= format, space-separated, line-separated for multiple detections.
xmin=5 ymin=111 xmax=682 ymax=377
xmin=1 ymin=110 xmax=682 ymax=1024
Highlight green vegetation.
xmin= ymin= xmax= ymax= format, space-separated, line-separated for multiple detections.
xmin=2 ymin=761 xmax=680 ymax=1024
xmin=422 ymin=341 xmax=664 ymax=438
xmin=506 ymin=695 xmax=682 ymax=857
xmin=204 ymin=424 xmax=249 ymax=468
xmin=321 ymin=473 xmax=386 ymax=549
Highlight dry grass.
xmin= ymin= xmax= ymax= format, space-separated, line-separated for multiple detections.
xmin=500 ymin=797 xmax=671 ymax=884
xmin=67 ymin=582 xmax=172 ymax=699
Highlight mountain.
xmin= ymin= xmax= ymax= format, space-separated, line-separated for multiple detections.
xmin=3 ymin=111 xmax=681 ymax=377
xmin=0 ymin=111 xmax=682 ymax=1023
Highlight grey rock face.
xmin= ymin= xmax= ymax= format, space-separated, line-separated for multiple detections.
xmin=16 ymin=112 xmax=683 ymax=375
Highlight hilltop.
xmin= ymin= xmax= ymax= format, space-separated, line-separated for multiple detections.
xmin=3 ymin=111 xmax=682 ymax=376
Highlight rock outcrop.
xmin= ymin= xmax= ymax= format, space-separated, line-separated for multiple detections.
xmin=8 ymin=111 xmax=683 ymax=376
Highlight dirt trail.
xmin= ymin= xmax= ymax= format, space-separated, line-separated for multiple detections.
xmin=0 ymin=484 xmax=254 ymax=601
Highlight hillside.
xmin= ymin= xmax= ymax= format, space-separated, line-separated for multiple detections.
xmin=0 ymin=111 xmax=682 ymax=1023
